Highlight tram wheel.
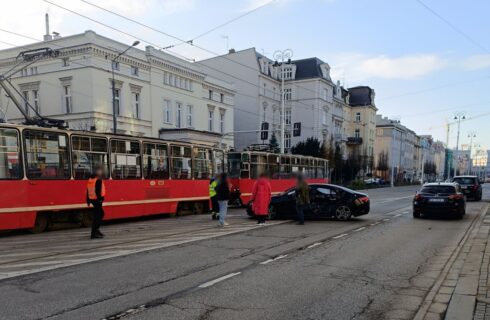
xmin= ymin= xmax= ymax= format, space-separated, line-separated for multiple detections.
xmin=81 ymin=211 xmax=94 ymax=228
xmin=29 ymin=213 xmax=48 ymax=234
xmin=194 ymin=202 xmax=205 ymax=215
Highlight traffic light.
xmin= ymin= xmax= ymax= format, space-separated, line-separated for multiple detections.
xmin=293 ymin=122 xmax=301 ymax=137
xmin=260 ymin=122 xmax=269 ymax=140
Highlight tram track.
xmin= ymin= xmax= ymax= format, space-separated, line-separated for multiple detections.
xmin=34 ymin=206 xmax=414 ymax=319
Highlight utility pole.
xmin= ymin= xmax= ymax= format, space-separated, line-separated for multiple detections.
xmin=453 ymin=111 xmax=466 ymax=176
xmin=273 ymin=49 xmax=293 ymax=154
xmin=111 ymin=41 xmax=139 ymax=134
xmin=445 ymin=120 xmax=451 ymax=180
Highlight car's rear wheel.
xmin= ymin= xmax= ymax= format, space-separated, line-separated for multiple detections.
xmin=413 ymin=211 xmax=421 ymax=218
xmin=268 ymin=205 xmax=277 ymax=220
xmin=335 ymin=205 xmax=352 ymax=221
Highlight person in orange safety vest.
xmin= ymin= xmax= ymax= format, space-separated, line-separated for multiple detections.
xmin=86 ymin=167 xmax=106 ymax=239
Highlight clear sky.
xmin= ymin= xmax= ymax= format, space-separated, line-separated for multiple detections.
xmin=1 ymin=0 xmax=489 ymax=151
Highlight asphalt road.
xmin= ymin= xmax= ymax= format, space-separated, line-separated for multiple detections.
xmin=0 ymin=185 xmax=488 ymax=320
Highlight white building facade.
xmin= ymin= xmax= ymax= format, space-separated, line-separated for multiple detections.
xmin=0 ymin=30 xmax=235 ymax=148
xmin=200 ymin=48 xmax=337 ymax=151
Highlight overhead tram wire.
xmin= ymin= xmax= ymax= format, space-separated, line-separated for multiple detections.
xmin=415 ymin=0 xmax=490 ymax=54
xmin=41 ymin=0 xmax=335 ymax=116
xmin=0 ymin=28 xmax=315 ymax=130
xmin=80 ymin=0 xmax=276 ymax=50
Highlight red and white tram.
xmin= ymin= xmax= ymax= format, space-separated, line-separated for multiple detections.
xmin=228 ymin=151 xmax=329 ymax=205
xmin=0 ymin=123 xmax=225 ymax=232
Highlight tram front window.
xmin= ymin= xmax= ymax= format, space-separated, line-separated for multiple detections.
xmin=0 ymin=128 xmax=22 ymax=179
xmin=171 ymin=145 xmax=192 ymax=179
xmin=72 ymin=136 xmax=109 ymax=179
xmin=24 ymin=130 xmax=70 ymax=179
xmin=228 ymin=153 xmax=242 ymax=178
xmin=193 ymin=147 xmax=211 ymax=179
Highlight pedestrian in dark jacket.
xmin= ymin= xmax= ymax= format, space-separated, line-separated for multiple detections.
xmin=295 ymin=174 xmax=309 ymax=225
xmin=86 ymin=167 xmax=106 ymax=239
xmin=215 ymin=173 xmax=230 ymax=226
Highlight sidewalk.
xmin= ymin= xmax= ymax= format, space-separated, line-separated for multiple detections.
xmin=414 ymin=202 xmax=490 ymax=320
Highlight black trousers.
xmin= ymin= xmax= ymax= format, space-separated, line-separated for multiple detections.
xmin=257 ymin=215 xmax=267 ymax=223
xmin=89 ymin=200 xmax=104 ymax=236
xmin=211 ymin=196 xmax=219 ymax=213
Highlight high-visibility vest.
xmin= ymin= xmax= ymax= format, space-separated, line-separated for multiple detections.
xmin=87 ymin=178 xmax=106 ymax=200
xmin=209 ymin=180 xmax=217 ymax=197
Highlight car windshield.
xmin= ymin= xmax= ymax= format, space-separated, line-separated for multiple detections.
xmin=420 ymin=186 xmax=456 ymax=195
xmin=453 ymin=177 xmax=476 ymax=185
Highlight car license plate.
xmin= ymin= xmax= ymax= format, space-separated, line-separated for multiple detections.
xmin=429 ymin=199 xmax=445 ymax=202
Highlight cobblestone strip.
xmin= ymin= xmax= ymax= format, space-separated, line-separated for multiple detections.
xmin=413 ymin=203 xmax=489 ymax=320
xmin=473 ymin=213 xmax=490 ymax=320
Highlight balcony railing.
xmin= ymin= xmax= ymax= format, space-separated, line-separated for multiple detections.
xmin=346 ymin=137 xmax=363 ymax=145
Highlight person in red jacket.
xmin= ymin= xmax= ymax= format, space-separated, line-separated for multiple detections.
xmin=251 ymin=172 xmax=272 ymax=225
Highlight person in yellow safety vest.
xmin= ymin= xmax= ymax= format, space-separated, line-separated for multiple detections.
xmin=209 ymin=176 xmax=219 ymax=220
xmin=86 ymin=167 xmax=106 ymax=239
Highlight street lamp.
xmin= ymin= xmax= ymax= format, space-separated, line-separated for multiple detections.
xmin=273 ymin=49 xmax=293 ymax=154
xmin=453 ymin=111 xmax=466 ymax=176
xmin=467 ymin=132 xmax=476 ymax=175
xmin=112 ymin=40 xmax=140 ymax=134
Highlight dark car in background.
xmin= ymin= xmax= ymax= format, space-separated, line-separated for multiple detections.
xmin=247 ymin=184 xmax=370 ymax=221
xmin=413 ymin=183 xmax=466 ymax=219
xmin=452 ymin=176 xmax=482 ymax=201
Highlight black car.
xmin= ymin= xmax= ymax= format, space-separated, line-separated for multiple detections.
xmin=413 ymin=183 xmax=466 ymax=219
xmin=247 ymin=184 xmax=370 ymax=220
xmin=452 ymin=176 xmax=482 ymax=201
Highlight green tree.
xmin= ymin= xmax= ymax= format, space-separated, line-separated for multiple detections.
xmin=291 ymin=137 xmax=322 ymax=157
xmin=269 ymin=133 xmax=279 ymax=153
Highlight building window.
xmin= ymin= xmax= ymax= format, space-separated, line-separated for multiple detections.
xmin=220 ymin=93 xmax=224 ymax=103
xmin=30 ymin=67 xmax=38 ymax=75
xmin=176 ymin=102 xmax=182 ymax=128
xmin=323 ymin=88 xmax=328 ymax=100
xmin=163 ymin=72 xmax=169 ymax=84
xmin=186 ymin=105 xmax=193 ymax=127
xmin=208 ymin=90 xmax=213 ymax=100
xmin=285 ymin=132 xmax=291 ymax=149
xmin=33 ymin=90 xmax=40 ymax=114
xmin=322 ymin=109 xmax=327 ymax=125
xmin=163 ymin=99 xmax=171 ymax=123
xmin=219 ymin=112 xmax=225 ymax=133
xmin=131 ymin=66 xmax=139 ymax=76
xmin=62 ymin=58 xmax=70 ymax=67
xmin=355 ymin=112 xmax=361 ymax=122
xmin=355 ymin=129 xmax=360 ymax=139
xmin=132 ymin=92 xmax=140 ymax=119
xmin=285 ymin=109 xmax=292 ymax=125
xmin=112 ymin=61 xmax=120 ymax=70
xmin=282 ymin=88 xmax=292 ymax=101
xmin=208 ymin=109 xmax=214 ymax=131
xmin=63 ymin=85 xmax=72 ymax=114
xmin=22 ymin=91 xmax=29 ymax=116
xmin=263 ymin=106 xmax=267 ymax=122
xmin=114 ymin=88 xmax=120 ymax=116
xmin=282 ymin=67 xmax=293 ymax=80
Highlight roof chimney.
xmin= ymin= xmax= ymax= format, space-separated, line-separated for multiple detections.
xmin=43 ymin=13 xmax=52 ymax=41
xmin=228 ymin=48 xmax=236 ymax=54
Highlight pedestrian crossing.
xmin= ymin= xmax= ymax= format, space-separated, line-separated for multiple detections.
xmin=0 ymin=210 xmax=287 ymax=280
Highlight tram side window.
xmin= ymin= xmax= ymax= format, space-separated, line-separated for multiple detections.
xmin=268 ymin=155 xmax=279 ymax=179
xmin=24 ymin=130 xmax=70 ymax=179
xmin=193 ymin=147 xmax=211 ymax=179
xmin=72 ymin=136 xmax=109 ymax=179
xmin=0 ymin=128 xmax=22 ymax=179
xmin=280 ymin=156 xmax=291 ymax=179
xmin=111 ymin=140 xmax=141 ymax=179
xmin=214 ymin=150 xmax=225 ymax=175
xmin=143 ymin=143 xmax=169 ymax=179
xmin=171 ymin=145 xmax=192 ymax=179
xmin=250 ymin=154 xmax=267 ymax=179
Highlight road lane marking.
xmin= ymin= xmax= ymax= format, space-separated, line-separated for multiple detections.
xmin=383 ymin=218 xmax=391 ymax=221
xmin=260 ymin=254 xmax=289 ymax=265
xmin=353 ymin=227 xmax=366 ymax=232
xmin=198 ymin=272 xmax=241 ymax=288
xmin=307 ymin=242 xmax=323 ymax=249
xmin=394 ymin=213 xmax=402 ymax=217
xmin=370 ymin=222 xmax=380 ymax=226
xmin=332 ymin=233 xmax=348 ymax=239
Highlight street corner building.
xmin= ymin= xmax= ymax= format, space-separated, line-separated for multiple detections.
xmin=0 ymin=29 xmax=236 ymax=150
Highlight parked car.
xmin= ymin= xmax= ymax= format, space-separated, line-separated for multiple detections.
xmin=413 ymin=183 xmax=466 ymax=219
xmin=452 ymin=175 xmax=482 ymax=201
xmin=247 ymin=184 xmax=370 ymax=220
